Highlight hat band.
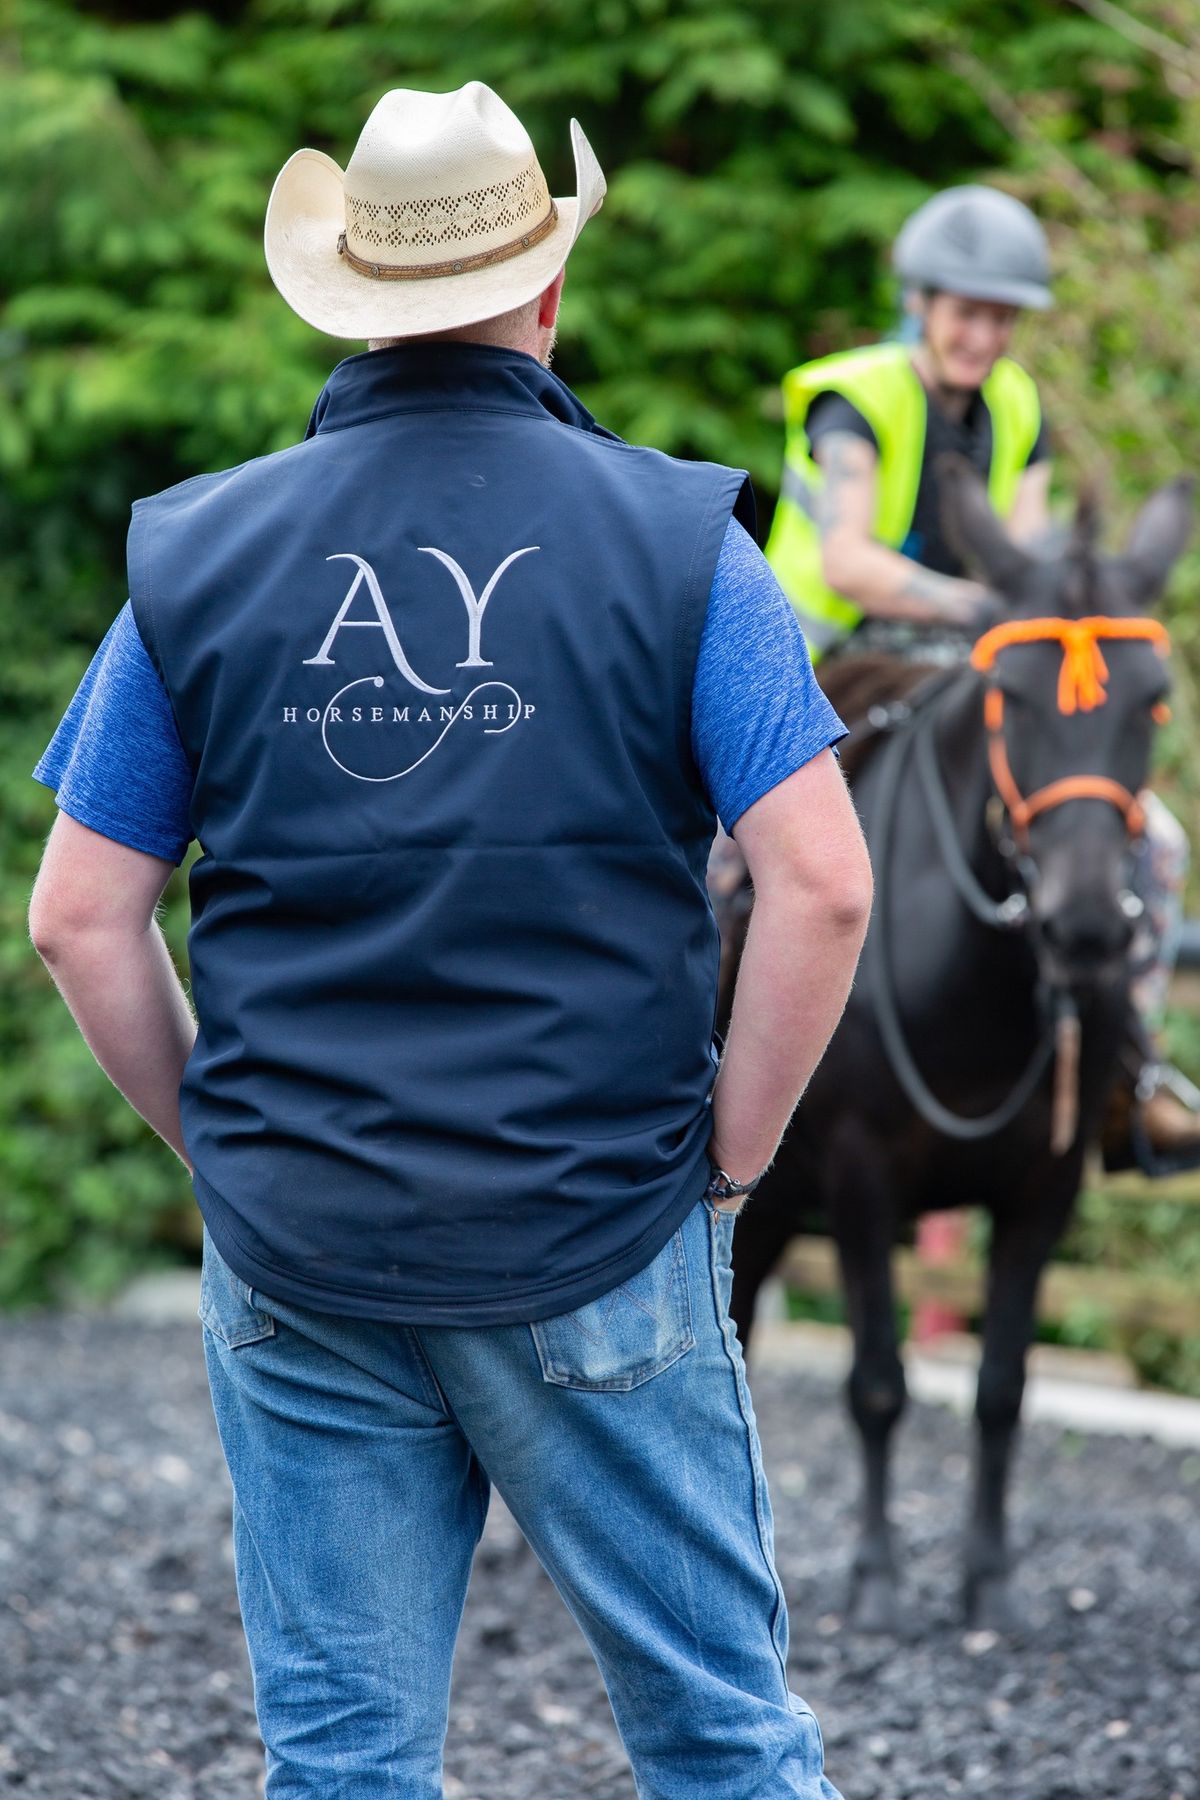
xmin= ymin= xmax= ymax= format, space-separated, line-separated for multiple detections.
xmin=337 ymin=200 xmax=558 ymax=282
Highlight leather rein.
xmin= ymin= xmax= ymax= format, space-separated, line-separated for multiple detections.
xmin=867 ymin=614 xmax=1170 ymax=1153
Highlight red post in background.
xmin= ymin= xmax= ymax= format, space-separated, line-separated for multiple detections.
xmin=912 ymin=1210 xmax=969 ymax=1343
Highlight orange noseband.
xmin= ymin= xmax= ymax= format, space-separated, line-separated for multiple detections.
xmin=970 ymin=616 xmax=1170 ymax=848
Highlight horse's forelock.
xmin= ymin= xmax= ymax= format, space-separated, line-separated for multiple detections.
xmin=1057 ymin=483 xmax=1105 ymax=618
xmin=1058 ymin=548 xmax=1094 ymax=619
xmin=1072 ymin=482 xmax=1104 ymax=555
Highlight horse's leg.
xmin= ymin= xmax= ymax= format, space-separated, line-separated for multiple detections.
xmin=829 ymin=1139 xmax=907 ymax=1633
xmin=965 ymin=1178 xmax=1076 ymax=1630
xmin=728 ymin=1155 xmax=810 ymax=1358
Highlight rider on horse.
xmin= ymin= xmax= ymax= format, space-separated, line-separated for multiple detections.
xmin=766 ymin=184 xmax=1049 ymax=665
xmin=754 ymin=183 xmax=1200 ymax=1170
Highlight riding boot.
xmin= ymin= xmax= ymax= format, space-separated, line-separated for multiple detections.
xmin=1100 ymin=1016 xmax=1200 ymax=1176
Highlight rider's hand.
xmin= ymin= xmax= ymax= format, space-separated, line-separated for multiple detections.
xmin=940 ymin=580 xmax=999 ymax=634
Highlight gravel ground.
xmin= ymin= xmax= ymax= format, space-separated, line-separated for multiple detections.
xmin=1 ymin=1314 xmax=1197 ymax=1799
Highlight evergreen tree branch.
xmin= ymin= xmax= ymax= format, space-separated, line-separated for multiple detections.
xmin=1065 ymin=0 xmax=1199 ymax=87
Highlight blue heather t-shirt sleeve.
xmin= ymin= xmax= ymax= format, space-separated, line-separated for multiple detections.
xmin=31 ymin=602 xmax=195 ymax=864
xmin=692 ymin=519 xmax=846 ymax=830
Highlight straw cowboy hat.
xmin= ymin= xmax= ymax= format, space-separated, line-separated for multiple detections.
xmin=264 ymin=81 xmax=607 ymax=340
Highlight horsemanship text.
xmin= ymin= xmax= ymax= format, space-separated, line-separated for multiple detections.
xmin=281 ymin=547 xmax=538 ymax=783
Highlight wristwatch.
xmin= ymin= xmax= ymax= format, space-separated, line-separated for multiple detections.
xmin=704 ymin=1164 xmax=763 ymax=1206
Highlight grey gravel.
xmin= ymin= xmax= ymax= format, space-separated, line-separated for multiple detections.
xmin=1 ymin=1314 xmax=1198 ymax=1798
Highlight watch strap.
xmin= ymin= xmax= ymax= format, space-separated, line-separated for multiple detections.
xmin=704 ymin=1164 xmax=763 ymax=1204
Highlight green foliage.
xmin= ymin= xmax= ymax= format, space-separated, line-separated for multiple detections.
xmin=4 ymin=0 xmax=1200 ymax=1343
xmin=1058 ymin=1182 xmax=1200 ymax=1395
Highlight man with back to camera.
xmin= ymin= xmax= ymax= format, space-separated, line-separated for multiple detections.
xmin=27 ymin=83 xmax=870 ymax=1798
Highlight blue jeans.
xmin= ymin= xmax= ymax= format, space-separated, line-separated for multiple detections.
xmin=200 ymin=1197 xmax=841 ymax=1799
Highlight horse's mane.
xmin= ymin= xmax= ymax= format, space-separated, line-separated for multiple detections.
xmin=818 ymin=654 xmax=938 ymax=782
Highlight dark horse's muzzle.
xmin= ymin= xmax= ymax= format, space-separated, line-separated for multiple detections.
xmin=1034 ymin=880 xmax=1137 ymax=985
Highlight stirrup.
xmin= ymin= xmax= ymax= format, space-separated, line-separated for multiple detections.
xmin=1129 ymin=1061 xmax=1200 ymax=1179
xmin=1142 ymin=1059 xmax=1200 ymax=1113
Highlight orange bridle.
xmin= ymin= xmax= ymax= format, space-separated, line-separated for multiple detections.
xmin=969 ymin=616 xmax=1171 ymax=850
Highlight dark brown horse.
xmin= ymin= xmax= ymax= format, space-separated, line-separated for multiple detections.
xmin=725 ymin=462 xmax=1193 ymax=1633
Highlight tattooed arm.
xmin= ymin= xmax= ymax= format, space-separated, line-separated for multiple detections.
xmin=815 ymin=432 xmax=990 ymax=626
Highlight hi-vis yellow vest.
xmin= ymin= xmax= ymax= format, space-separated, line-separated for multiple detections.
xmin=764 ymin=342 xmax=1041 ymax=660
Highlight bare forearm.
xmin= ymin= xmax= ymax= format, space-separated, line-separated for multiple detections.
xmin=815 ymin=430 xmax=985 ymax=626
xmin=825 ymin=534 xmax=986 ymax=625
xmin=709 ymin=889 xmax=867 ymax=1180
xmin=34 ymin=922 xmax=198 ymax=1172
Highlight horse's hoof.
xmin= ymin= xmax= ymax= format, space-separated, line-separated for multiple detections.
xmin=964 ymin=1573 xmax=1024 ymax=1634
xmin=849 ymin=1569 xmax=902 ymax=1634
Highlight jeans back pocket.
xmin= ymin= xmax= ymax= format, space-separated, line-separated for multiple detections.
xmin=199 ymin=1229 xmax=277 ymax=1349
xmin=530 ymin=1226 xmax=694 ymax=1392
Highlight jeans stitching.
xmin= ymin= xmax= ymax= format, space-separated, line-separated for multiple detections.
xmin=407 ymin=1327 xmax=455 ymax=1416
xmin=199 ymin=1237 xmax=277 ymax=1349
xmin=706 ymin=1205 xmax=792 ymax=1703
xmin=529 ymin=1230 xmax=694 ymax=1391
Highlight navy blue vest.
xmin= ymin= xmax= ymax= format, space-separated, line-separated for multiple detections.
xmin=129 ymin=344 xmax=752 ymax=1324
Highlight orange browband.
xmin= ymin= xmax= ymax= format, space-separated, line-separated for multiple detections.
xmin=971 ymin=615 xmax=1170 ymax=715
xmin=972 ymin=615 xmax=1171 ymax=848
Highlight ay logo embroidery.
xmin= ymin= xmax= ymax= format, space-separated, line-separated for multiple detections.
xmin=286 ymin=545 xmax=538 ymax=782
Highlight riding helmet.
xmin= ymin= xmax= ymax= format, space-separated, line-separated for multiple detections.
xmin=893 ymin=185 xmax=1053 ymax=310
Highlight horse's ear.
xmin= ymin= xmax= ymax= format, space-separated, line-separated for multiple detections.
xmin=1120 ymin=476 xmax=1195 ymax=604
xmin=936 ymin=453 xmax=1034 ymax=596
